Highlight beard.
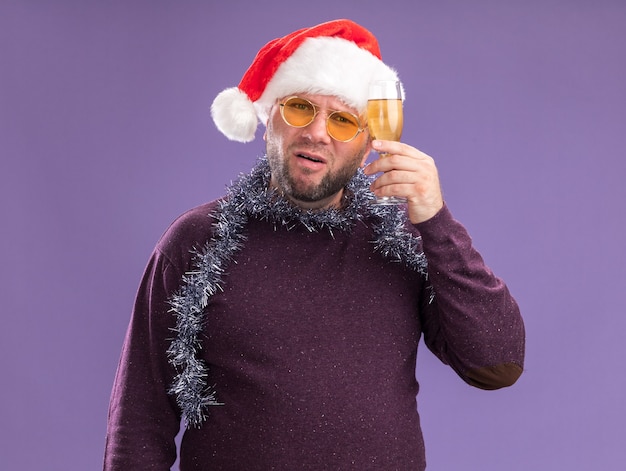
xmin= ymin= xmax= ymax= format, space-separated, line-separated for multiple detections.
xmin=265 ymin=136 xmax=369 ymax=204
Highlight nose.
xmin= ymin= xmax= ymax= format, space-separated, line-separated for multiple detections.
xmin=302 ymin=111 xmax=332 ymax=144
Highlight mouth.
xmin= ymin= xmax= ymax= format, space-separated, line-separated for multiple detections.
xmin=296 ymin=152 xmax=326 ymax=164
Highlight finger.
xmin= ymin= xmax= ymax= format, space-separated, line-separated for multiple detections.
xmin=365 ymin=154 xmax=402 ymax=174
xmin=370 ymin=164 xmax=441 ymax=197
xmin=371 ymin=140 xmax=428 ymax=159
xmin=371 ymin=178 xmax=443 ymax=211
xmin=371 ymin=139 xmax=405 ymax=156
xmin=365 ymin=153 xmax=433 ymax=177
xmin=369 ymin=168 xmax=419 ymax=190
xmin=370 ymin=181 xmax=425 ymax=200
xmin=365 ymin=154 xmax=421 ymax=176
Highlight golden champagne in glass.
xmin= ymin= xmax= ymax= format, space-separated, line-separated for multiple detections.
xmin=367 ymin=80 xmax=406 ymax=205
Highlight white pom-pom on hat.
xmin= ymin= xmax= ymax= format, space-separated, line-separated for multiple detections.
xmin=210 ymin=19 xmax=402 ymax=143
xmin=211 ymin=87 xmax=258 ymax=143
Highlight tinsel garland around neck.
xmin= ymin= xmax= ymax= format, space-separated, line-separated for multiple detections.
xmin=167 ymin=156 xmax=430 ymax=428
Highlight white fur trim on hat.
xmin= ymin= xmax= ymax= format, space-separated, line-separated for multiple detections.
xmin=254 ymin=36 xmax=401 ymax=124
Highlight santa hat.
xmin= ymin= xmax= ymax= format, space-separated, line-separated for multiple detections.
xmin=210 ymin=19 xmax=402 ymax=142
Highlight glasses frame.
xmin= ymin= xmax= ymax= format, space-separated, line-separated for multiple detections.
xmin=278 ymin=96 xmax=366 ymax=143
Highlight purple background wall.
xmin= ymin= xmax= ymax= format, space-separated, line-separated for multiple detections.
xmin=2 ymin=1 xmax=625 ymax=469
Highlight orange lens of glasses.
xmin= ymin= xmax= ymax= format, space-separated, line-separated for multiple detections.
xmin=280 ymin=97 xmax=362 ymax=142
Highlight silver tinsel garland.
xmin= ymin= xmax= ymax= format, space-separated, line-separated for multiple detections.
xmin=167 ymin=156 xmax=430 ymax=428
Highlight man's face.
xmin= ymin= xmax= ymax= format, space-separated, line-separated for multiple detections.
xmin=264 ymin=94 xmax=372 ymax=210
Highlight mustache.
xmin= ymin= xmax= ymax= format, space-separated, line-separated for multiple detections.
xmin=288 ymin=141 xmax=330 ymax=155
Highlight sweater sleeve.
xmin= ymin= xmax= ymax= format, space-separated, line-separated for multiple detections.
xmin=103 ymin=248 xmax=183 ymax=470
xmin=103 ymin=202 xmax=218 ymax=470
xmin=416 ymin=205 xmax=525 ymax=390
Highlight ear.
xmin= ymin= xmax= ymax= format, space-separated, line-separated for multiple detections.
xmin=263 ymin=104 xmax=277 ymax=142
xmin=360 ymin=140 xmax=373 ymax=167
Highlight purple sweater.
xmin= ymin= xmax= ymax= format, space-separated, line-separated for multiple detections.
xmin=104 ymin=203 xmax=524 ymax=470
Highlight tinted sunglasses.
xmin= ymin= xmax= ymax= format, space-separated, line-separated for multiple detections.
xmin=279 ymin=96 xmax=366 ymax=142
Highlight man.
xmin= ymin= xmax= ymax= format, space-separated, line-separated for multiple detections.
xmin=104 ymin=19 xmax=525 ymax=470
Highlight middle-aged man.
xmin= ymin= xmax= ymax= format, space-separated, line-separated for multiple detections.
xmin=104 ymin=18 xmax=525 ymax=470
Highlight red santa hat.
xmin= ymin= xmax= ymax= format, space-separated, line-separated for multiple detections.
xmin=210 ymin=19 xmax=402 ymax=142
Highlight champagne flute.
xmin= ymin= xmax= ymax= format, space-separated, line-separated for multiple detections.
xmin=367 ymin=80 xmax=406 ymax=205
